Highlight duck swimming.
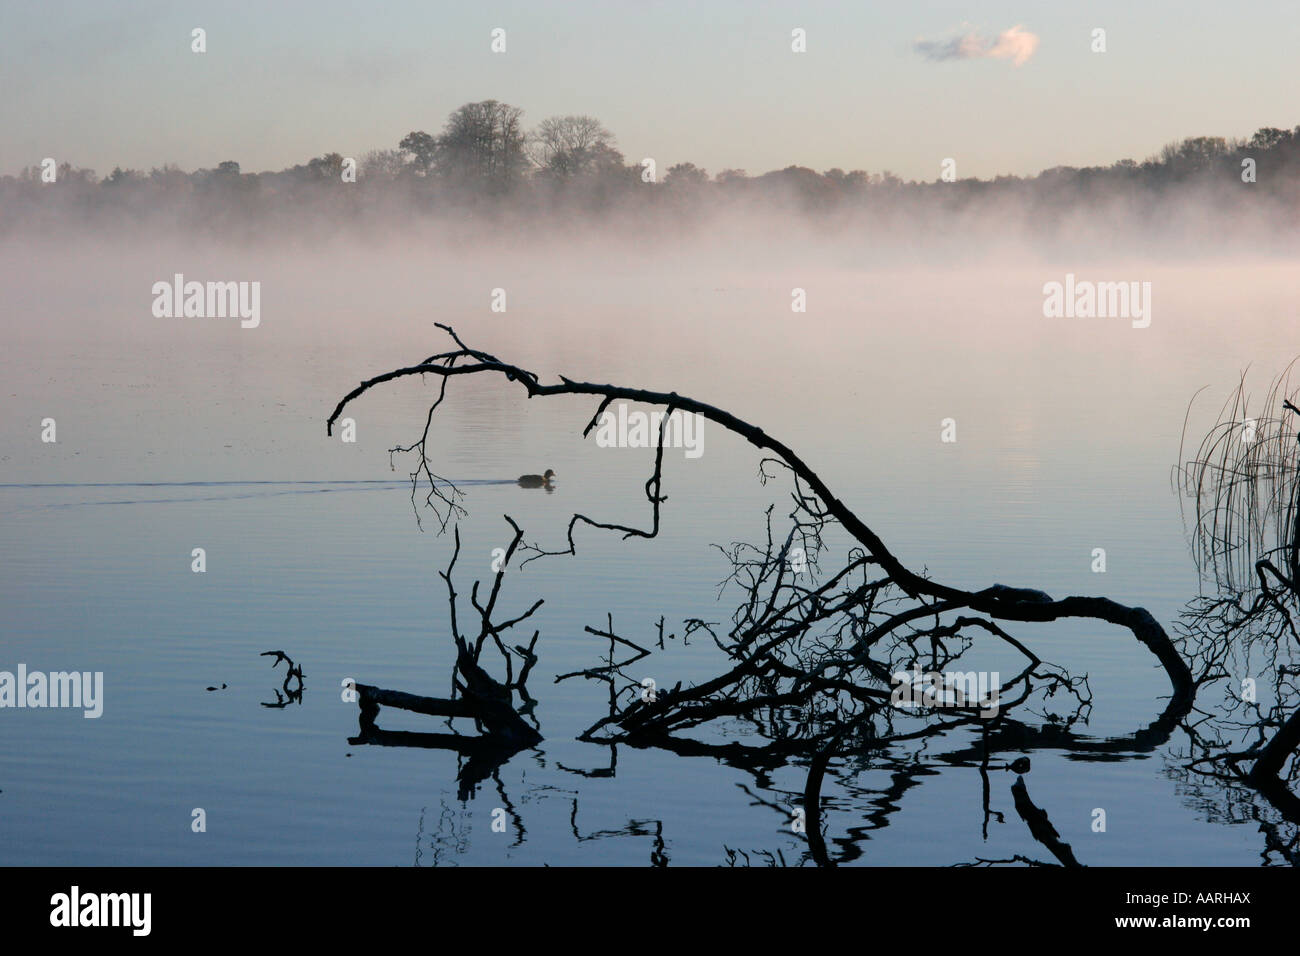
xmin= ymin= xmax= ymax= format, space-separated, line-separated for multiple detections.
xmin=517 ymin=469 xmax=555 ymax=488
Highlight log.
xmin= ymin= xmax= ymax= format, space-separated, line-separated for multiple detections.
xmin=354 ymin=681 xmax=541 ymax=747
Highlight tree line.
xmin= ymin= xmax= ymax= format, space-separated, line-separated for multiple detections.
xmin=4 ymin=99 xmax=1298 ymax=234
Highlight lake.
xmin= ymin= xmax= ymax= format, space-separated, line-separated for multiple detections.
xmin=0 ymin=232 xmax=1294 ymax=865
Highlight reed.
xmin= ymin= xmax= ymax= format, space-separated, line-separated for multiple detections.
xmin=1175 ymin=359 xmax=1300 ymax=600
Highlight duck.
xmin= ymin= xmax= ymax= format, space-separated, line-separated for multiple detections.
xmin=517 ymin=469 xmax=555 ymax=488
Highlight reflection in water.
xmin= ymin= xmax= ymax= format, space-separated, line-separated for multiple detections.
xmin=318 ymin=331 xmax=1300 ymax=867
xmin=7 ymin=240 xmax=1300 ymax=866
xmin=569 ymin=798 xmax=668 ymax=867
xmin=259 ymin=650 xmax=305 ymax=709
xmin=1166 ymin=367 xmax=1300 ymax=859
xmin=415 ymin=799 xmax=472 ymax=868
xmin=345 ymin=518 xmax=543 ymax=801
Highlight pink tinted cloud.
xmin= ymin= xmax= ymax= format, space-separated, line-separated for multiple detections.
xmin=915 ymin=25 xmax=1039 ymax=67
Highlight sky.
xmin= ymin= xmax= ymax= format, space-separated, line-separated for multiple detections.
xmin=2 ymin=0 xmax=1297 ymax=182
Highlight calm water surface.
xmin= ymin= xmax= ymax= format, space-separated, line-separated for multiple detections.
xmin=0 ymin=239 xmax=1293 ymax=864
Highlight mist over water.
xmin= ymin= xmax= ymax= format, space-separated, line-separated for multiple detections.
xmin=1 ymin=202 xmax=1294 ymax=864
xmin=3 ymin=32 xmax=1300 ymax=862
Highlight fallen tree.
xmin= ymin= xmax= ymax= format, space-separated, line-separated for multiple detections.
xmin=329 ymin=323 xmax=1192 ymax=706
xmin=330 ymin=324 xmax=1201 ymax=860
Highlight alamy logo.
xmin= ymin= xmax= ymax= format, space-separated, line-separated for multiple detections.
xmin=50 ymin=886 xmax=150 ymax=936
xmin=890 ymin=667 xmax=1000 ymax=718
xmin=0 ymin=664 xmax=103 ymax=718
xmin=151 ymin=273 xmax=261 ymax=328
xmin=594 ymin=403 xmax=704 ymax=458
xmin=1042 ymin=273 xmax=1151 ymax=328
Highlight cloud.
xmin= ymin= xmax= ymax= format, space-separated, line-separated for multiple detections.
xmin=914 ymin=25 xmax=1039 ymax=67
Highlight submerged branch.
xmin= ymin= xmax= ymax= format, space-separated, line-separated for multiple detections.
xmin=329 ymin=324 xmax=1194 ymax=725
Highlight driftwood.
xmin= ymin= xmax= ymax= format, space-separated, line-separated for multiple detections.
xmin=328 ymin=326 xmax=1268 ymax=863
xmin=328 ymin=324 xmax=1193 ymax=719
xmin=353 ymin=676 xmax=539 ymax=748
xmin=345 ymin=517 xmax=543 ymax=796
